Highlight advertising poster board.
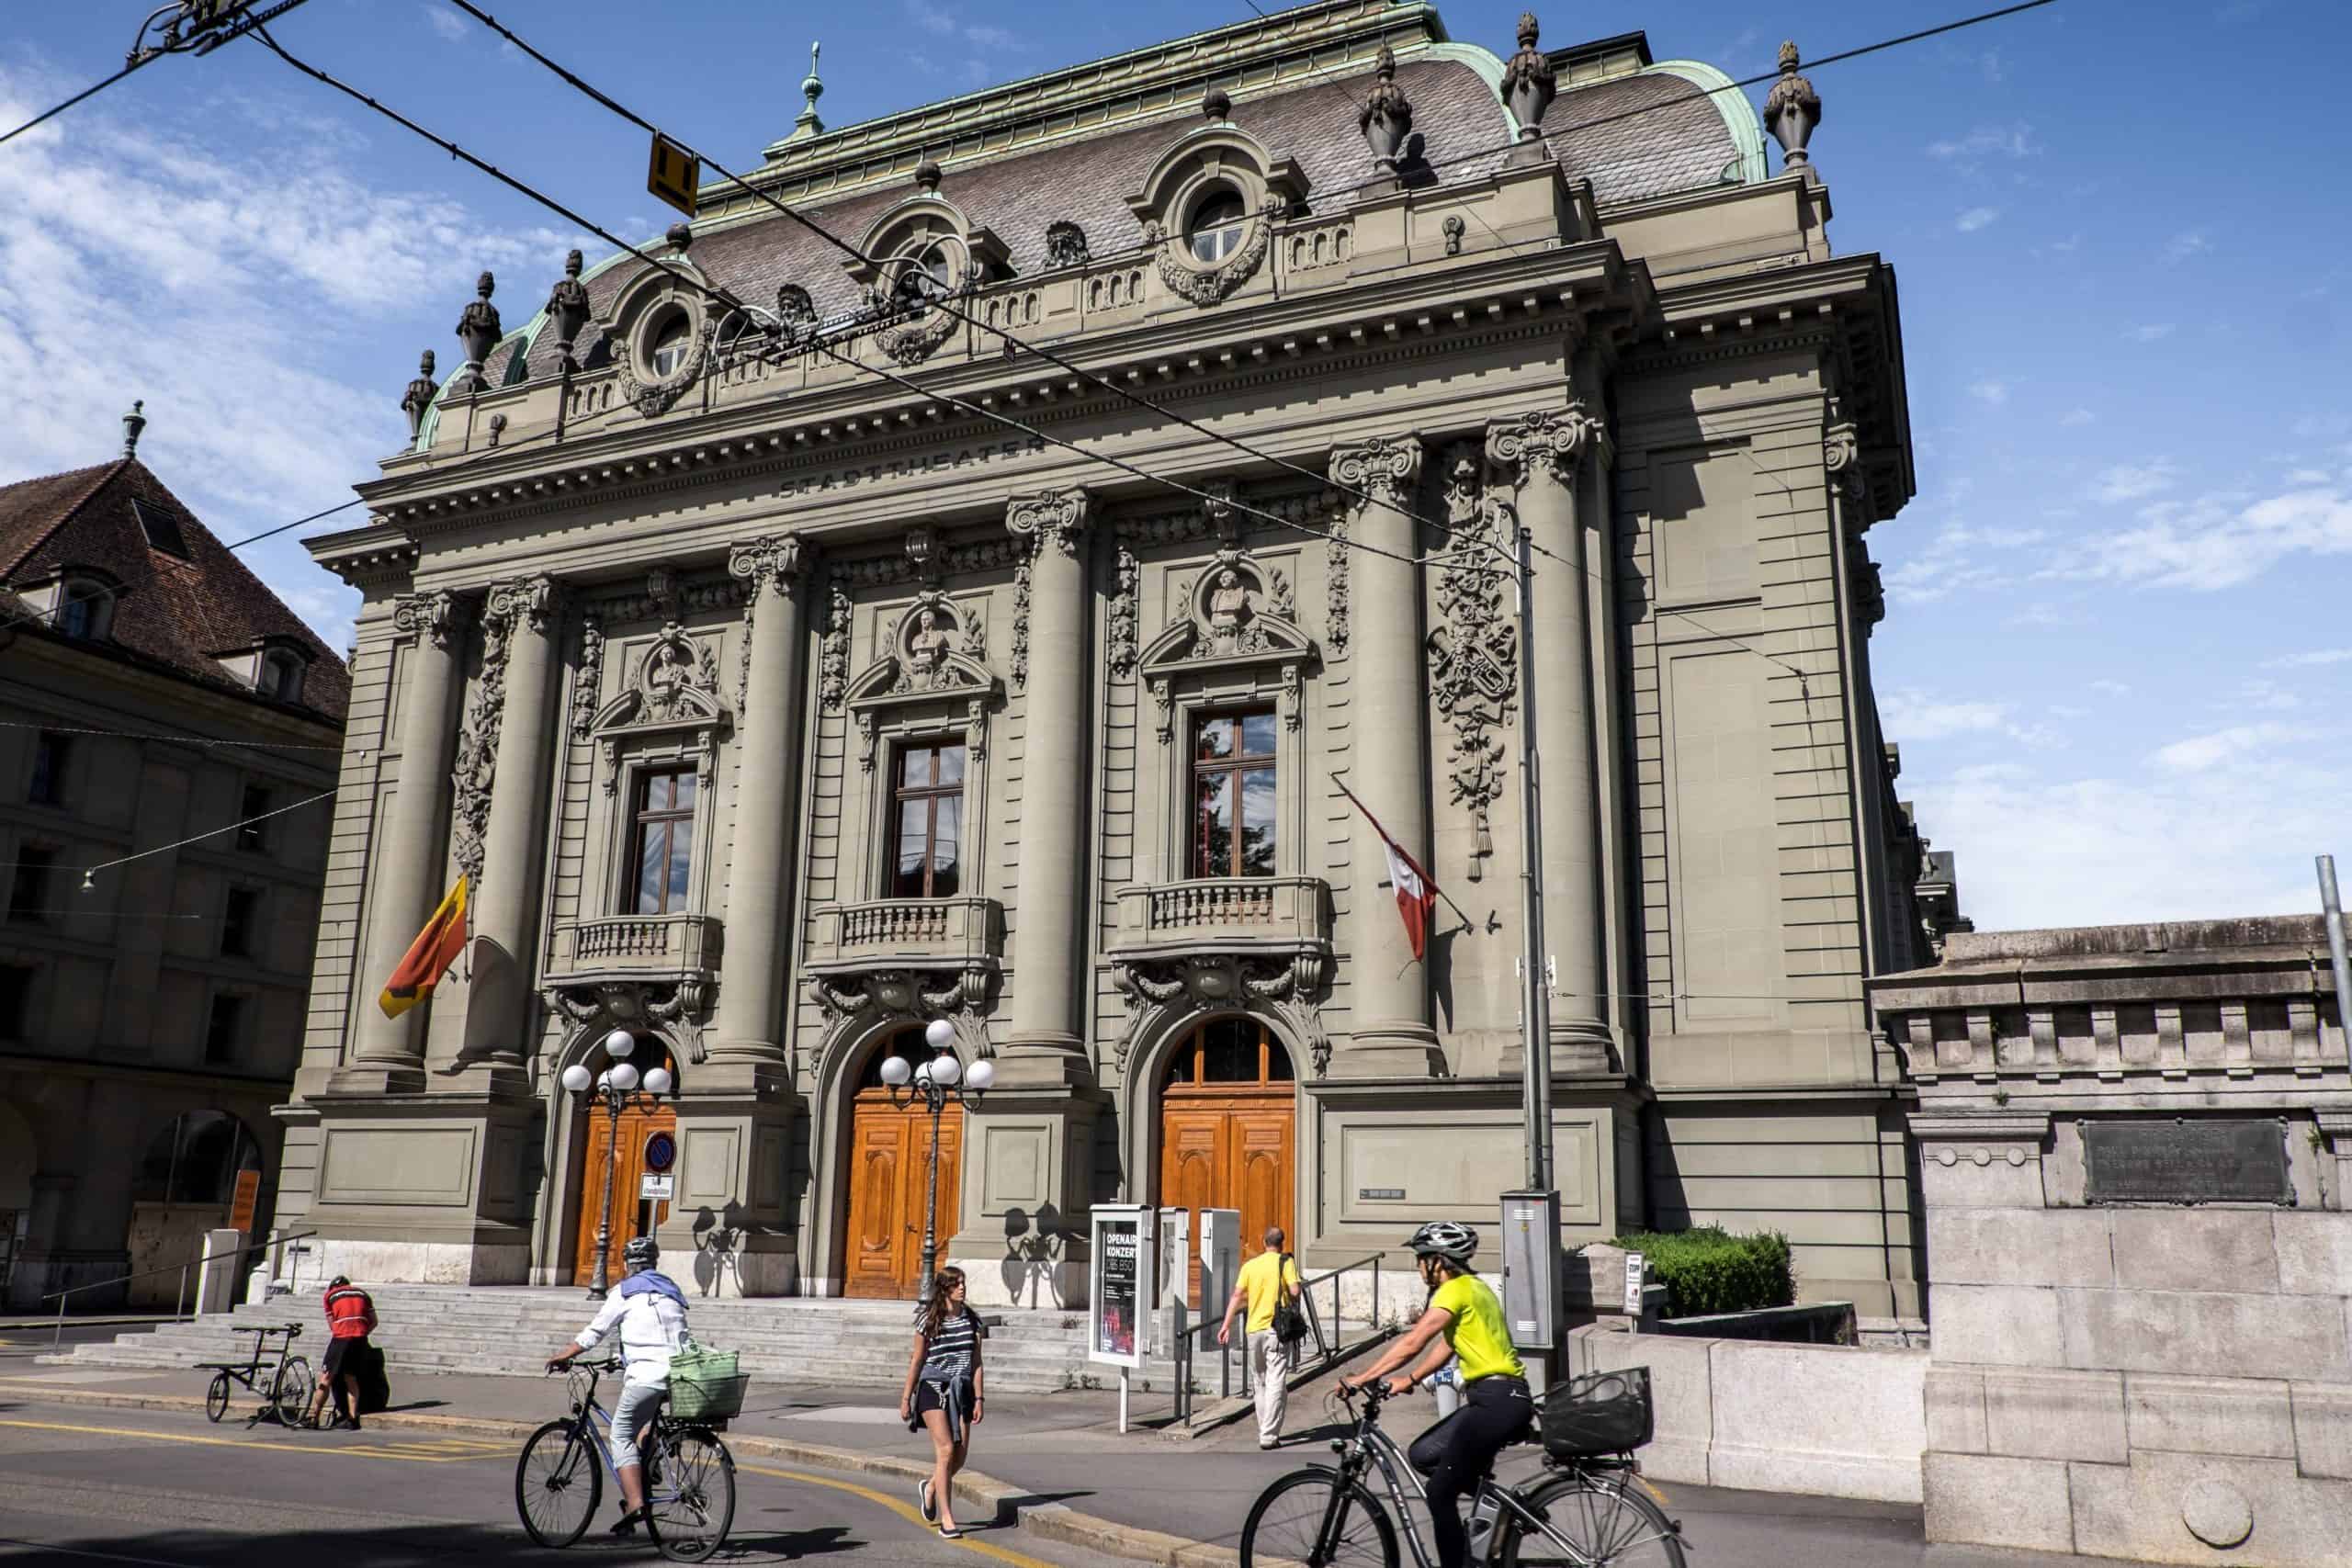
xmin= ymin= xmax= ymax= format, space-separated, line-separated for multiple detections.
xmin=1088 ymin=1205 xmax=1154 ymax=1368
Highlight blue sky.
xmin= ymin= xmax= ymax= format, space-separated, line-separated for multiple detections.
xmin=4 ymin=0 xmax=2347 ymax=933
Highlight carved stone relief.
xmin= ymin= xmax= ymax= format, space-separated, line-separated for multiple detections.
xmin=1109 ymin=545 xmax=1140 ymax=677
xmin=450 ymin=609 xmax=506 ymax=886
xmin=1147 ymin=194 xmax=1281 ymax=307
xmin=1139 ymin=546 xmax=1316 ymax=740
xmin=1112 ymin=952 xmax=1330 ymax=1076
xmin=819 ymin=576 xmax=853 ymax=709
xmin=843 ymin=592 xmax=1001 ymax=772
xmin=1428 ymin=445 xmax=1519 ymax=881
xmin=588 ymin=621 xmax=730 ymax=795
xmin=550 ymin=981 xmax=712 ymax=1064
xmin=808 ymin=964 xmax=996 ymax=1064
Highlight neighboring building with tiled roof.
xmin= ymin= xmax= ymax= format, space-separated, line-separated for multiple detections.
xmin=276 ymin=0 xmax=1945 ymax=1330
xmin=0 ymin=420 xmax=345 ymax=1309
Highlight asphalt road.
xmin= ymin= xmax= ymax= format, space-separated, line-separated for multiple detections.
xmin=0 ymin=1397 xmax=1091 ymax=1567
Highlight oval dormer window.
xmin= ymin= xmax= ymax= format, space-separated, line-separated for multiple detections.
xmin=1187 ymin=188 xmax=1248 ymax=264
xmin=649 ymin=312 xmax=694 ymax=378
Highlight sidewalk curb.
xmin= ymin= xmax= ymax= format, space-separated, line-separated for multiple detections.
xmin=0 ymin=1381 xmax=1238 ymax=1565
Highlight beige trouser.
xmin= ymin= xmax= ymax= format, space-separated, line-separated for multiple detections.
xmin=1250 ymin=1329 xmax=1290 ymax=1443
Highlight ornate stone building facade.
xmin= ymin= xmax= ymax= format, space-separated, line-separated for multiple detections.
xmin=277 ymin=2 xmax=1946 ymax=1315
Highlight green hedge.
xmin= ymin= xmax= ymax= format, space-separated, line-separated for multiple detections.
xmin=1611 ymin=1226 xmax=1793 ymax=1318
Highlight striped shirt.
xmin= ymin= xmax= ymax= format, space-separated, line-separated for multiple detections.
xmin=918 ymin=1306 xmax=981 ymax=1379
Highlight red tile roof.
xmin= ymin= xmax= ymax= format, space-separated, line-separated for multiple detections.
xmin=0 ymin=457 xmax=350 ymax=723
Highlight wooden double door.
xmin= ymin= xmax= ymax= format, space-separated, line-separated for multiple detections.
xmin=571 ymin=1049 xmax=680 ymax=1286
xmin=1159 ymin=1018 xmax=1296 ymax=1306
xmin=844 ymin=1086 xmax=964 ymax=1300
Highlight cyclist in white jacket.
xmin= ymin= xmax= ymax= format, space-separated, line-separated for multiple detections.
xmin=548 ymin=1236 xmax=688 ymax=1536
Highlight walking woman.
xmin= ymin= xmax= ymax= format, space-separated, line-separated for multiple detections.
xmin=898 ymin=1266 xmax=985 ymax=1540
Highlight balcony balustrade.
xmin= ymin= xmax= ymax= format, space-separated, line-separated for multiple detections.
xmin=1110 ymin=875 xmax=1330 ymax=963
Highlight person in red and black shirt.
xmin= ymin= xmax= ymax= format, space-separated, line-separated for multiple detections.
xmin=304 ymin=1276 xmax=378 ymax=1430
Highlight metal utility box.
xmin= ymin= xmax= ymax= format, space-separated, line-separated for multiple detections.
xmin=1156 ymin=1205 xmax=1192 ymax=1310
xmin=1498 ymin=1190 xmax=1564 ymax=1354
xmin=1198 ymin=1208 xmax=1241 ymax=1324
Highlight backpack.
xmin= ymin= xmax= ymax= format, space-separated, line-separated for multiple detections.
xmin=1271 ymin=1254 xmax=1309 ymax=1348
xmin=354 ymin=1341 xmax=391 ymax=1416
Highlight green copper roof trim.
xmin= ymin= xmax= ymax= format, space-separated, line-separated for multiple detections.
xmin=1647 ymin=60 xmax=1767 ymax=186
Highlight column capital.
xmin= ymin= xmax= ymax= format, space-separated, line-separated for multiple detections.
xmin=1485 ymin=406 xmax=1605 ymax=484
xmin=1824 ymin=420 xmax=1871 ymax=507
xmin=391 ymin=588 xmax=469 ymax=649
xmin=1006 ymin=488 xmax=1091 ymax=557
xmin=728 ymin=532 xmax=808 ymax=595
xmin=1329 ymin=434 xmax=1423 ymax=504
xmin=482 ymin=573 xmax=561 ymax=636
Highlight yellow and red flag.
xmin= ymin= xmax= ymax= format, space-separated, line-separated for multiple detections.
xmin=378 ymin=874 xmax=468 ymax=1019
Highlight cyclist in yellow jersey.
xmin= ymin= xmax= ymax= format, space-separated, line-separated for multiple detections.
xmin=1342 ymin=1222 xmax=1532 ymax=1568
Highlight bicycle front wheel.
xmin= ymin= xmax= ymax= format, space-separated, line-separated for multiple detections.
xmin=1240 ymin=1466 xmax=1399 ymax=1568
xmin=645 ymin=1427 xmax=735 ymax=1562
xmin=271 ymin=1357 xmax=314 ymax=1430
xmin=205 ymin=1371 xmax=231 ymax=1424
xmin=1498 ymin=1469 xmax=1686 ymax=1568
xmin=515 ymin=1418 xmax=602 ymax=1548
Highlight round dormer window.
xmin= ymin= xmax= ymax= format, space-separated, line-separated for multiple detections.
xmin=649 ymin=311 xmax=694 ymax=378
xmin=1187 ymin=189 xmax=1248 ymax=264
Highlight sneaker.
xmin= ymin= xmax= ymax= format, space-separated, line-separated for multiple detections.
xmin=919 ymin=1479 xmax=935 ymax=1522
xmin=1259 ymin=1438 xmax=1280 ymax=1450
xmin=609 ymin=1508 xmax=644 ymax=1539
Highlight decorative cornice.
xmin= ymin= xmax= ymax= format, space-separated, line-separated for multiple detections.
xmin=1328 ymin=434 xmax=1422 ymax=502
xmin=391 ymin=589 xmax=467 ymax=649
xmin=727 ymin=533 xmax=807 ymax=596
xmin=1006 ymin=487 xmax=1092 ymax=557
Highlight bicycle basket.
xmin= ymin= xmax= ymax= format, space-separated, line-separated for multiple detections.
xmin=1540 ymin=1366 xmax=1653 ymax=1457
xmin=668 ymin=1342 xmax=748 ymax=1424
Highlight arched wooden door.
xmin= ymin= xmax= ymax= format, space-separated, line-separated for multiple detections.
xmin=1159 ymin=1017 xmax=1295 ymax=1305
xmin=571 ymin=1042 xmax=680 ymax=1286
xmin=843 ymin=1032 xmax=965 ymax=1300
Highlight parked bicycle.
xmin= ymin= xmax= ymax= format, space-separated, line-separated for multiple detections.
xmin=514 ymin=1356 xmax=737 ymax=1562
xmin=1240 ymin=1371 xmax=1682 ymax=1567
xmin=198 ymin=1324 xmax=314 ymax=1430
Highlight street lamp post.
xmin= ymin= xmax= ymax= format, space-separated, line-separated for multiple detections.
xmin=878 ymin=1018 xmax=995 ymax=1303
xmin=560 ymin=1027 xmax=676 ymax=1301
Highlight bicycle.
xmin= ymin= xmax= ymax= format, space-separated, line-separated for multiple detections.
xmin=1239 ymin=1375 xmax=1684 ymax=1567
xmin=514 ymin=1357 xmax=737 ymax=1562
xmin=198 ymin=1324 xmax=314 ymax=1430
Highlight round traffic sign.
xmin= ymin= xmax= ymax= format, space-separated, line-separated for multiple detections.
xmin=644 ymin=1131 xmax=677 ymax=1173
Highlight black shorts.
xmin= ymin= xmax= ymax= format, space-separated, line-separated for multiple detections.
xmin=911 ymin=1378 xmax=972 ymax=1420
xmin=323 ymin=1335 xmax=368 ymax=1379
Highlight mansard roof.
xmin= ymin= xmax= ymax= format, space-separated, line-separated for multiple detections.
xmin=489 ymin=17 xmax=1753 ymax=388
xmin=0 ymin=457 xmax=351 ymax=722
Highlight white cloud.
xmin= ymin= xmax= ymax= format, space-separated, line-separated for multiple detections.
xmin=2154 ymin=723 xmax=2313 ymax=773
xmin=2050 ymin=233 xmax=2082 ymax=254
xmin=1928 ymin=123 xmax=2040 ymax=160
xmin=905 ymin=0 xmax=1020 ymax=51
xmin=2288 ymin=468 xmax=2332 ymax=484
xmin=1967 ymin=378 xmax=2009 ymax=405
xmin=2088 ymin=460 xmax=2179 ymax=503
xmin=2163 ymin=229 xmax=2211 ymax=264
xmin=2088 ymin=679 xmax=2132 ymax=697
xmin=2265 ymin=649 xmax=2352 ymax=669
xmin=2060 ymin=408 xmax=2096 ymax=426
xmin=1882 ymin=692 xmax=2010 ymax=740
xmin=2124 ymin=322 xmax=2176 ymax=343
xmin=2055 ymin=482 xmax=2352 ymax=592
xmin=1956 ymin=207 xmax=2000 ymax=233
xmin=423 ymin=5 xmax=467 ymax=41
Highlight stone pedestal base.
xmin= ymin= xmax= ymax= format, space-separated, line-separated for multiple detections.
xmin=988 ymin=1038 xmax=1091 ymax=1089
xmin=1499 ymin=1027 xmax=1621 ymax=1078
xmin=300 ymin=1084 xmax=537 ymax=1286
xmin=1326 ymin=1027 xmax=1445 ymax=1079
xmin=944 ymin=1087 xmax=1103 ymax=1308
xmin=652 ymin=1061 xmax=799 ymax=1299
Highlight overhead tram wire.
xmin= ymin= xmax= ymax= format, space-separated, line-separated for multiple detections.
xmin=0 ymin=61 xmax=143 ymax=148
xmin=247 ymin=23 xmax=1440 ymax=575
xmin=0 ymin=0 xmax=322 ymax=148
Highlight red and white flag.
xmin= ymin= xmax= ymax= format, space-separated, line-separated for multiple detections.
xmin=1336 ymin=779 xmax=1439 ymax=961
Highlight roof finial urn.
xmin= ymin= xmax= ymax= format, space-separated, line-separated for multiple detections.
xmin=793 ymin=40 xmax=826 ymax=139
xmin=1357 ymin=43 xmax=1414 ymax=180
xmin=546 ymin=249 xmax=592 ymax=373
xmin=119 ymin=399 xmax=146 ymax=458
xmin=401 ymin=350 xmax=439 ymax=442
xmin=454 ymin=271 xmax=501 ymax=393
xmin=1500 ymin=12 xmax=1556 ymax=153
xmin=913 ymin=156 xmax=943 ymax=194
xmin=1202 ymin=84 xmax=1232 ymax=123
xmin=1763 ymin=40 xmax=1821 ymax=172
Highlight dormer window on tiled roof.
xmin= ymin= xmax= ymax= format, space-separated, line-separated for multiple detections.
xmin=130 ymin=497 xmax=190 ymax=558
xmin=55 ymin=575 xmax=114 ymax=641
xmin=258 ymin=649 xmax=307 ymax=704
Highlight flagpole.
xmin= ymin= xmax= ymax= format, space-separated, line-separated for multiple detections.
xmin=1511 ymin=522 xmax=1555 ymax=1195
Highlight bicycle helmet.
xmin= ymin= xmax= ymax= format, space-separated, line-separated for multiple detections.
xmin=1403 ymin=1221 xmax=1479 ymax=1266
xmin=622 ymin=1235 xmax=661 ymax=1271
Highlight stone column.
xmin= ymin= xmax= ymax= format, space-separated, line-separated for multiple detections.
xmin=713 ymin=533 xmax=807 ymax=1067
xmin=457 ymin=574 xmax=560 ymax=1071
xmin=344 ymin=589 xmax=468 ymax=1086
xmin=1328 ymin=435 xmax=1442 ymax=1077
xmin=1488 ymin=409 xmax=1614 ymax=1069
xmin=998 ymin=489 xmax=1093 ymax=1085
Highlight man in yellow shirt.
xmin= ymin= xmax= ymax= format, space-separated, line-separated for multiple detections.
xmin=1216 ymin=1226 xmax=1304 ymax=1449
xmin=1343 ymin=1222 xmax=1530 ymax=1568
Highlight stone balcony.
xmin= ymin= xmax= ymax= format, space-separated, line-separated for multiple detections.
xmin=546 ymin=912 xmax=723 ymax=986
xmin=1109 ymin=875 xmax=1330 ymax=964
xmin=806 ymin=897 xmax=1002 ymax=970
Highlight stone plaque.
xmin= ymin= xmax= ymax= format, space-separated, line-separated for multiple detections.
xmin=2083 ymin=1118 xmax=2291 ymax=1206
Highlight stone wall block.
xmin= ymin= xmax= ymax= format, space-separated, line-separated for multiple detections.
xmin=2109 ymin=1210 xmax=2279 ymax=1294
xmin=2059 ymin=1288 xmax=2351 ymax=1382
xmin=1916 ymin=1150 xmax=2048 ymax=1210
xmin=2272 ymin=1212 xmax=2352 ymax=1296
xmin=1573 ymin=1328 xmax=1714 ymax=1485
xmin=1928 ymin=1207 xmax=2112 ymax=1288
xmin=1984 ymin=1368 xmax=2128 ymax=1462
xmin=2289 ymin=1382 xmax=2352 ymax=1479
xmin=1922 ymin=1452 xmax=2075 ymax=1554
xmin=2123 ymin=1372 xmax=2294 ymax=1461
xmin=1926 ymin=1367 xmax=1989 ymax=1454
xmin=1933 ymin=1283 xmax=2066 ymax=1368
xmin=2069 ymin=1449 xmax=2352 ymax=1565
xmin=1706 ymin=1342 xmax=1928 ymax=1503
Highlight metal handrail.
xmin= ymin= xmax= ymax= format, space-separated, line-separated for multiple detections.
xmin=1172 ymin=1251 xmax=1389 ymax=1424
xmin=40 ymin=1230 xmax=316 ymax=1347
